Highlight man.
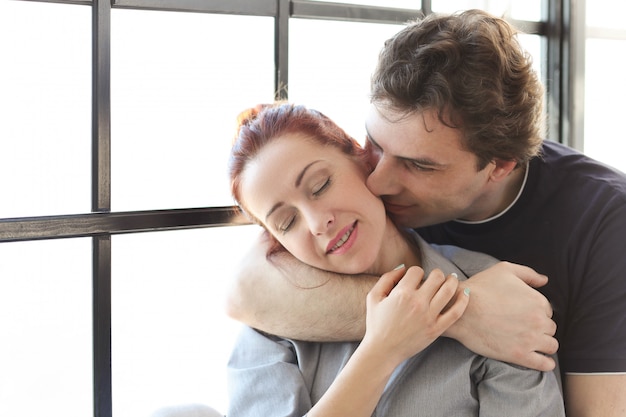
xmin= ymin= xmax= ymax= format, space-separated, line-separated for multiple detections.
xmin=226 ymin=10 xmax=626 ymax=416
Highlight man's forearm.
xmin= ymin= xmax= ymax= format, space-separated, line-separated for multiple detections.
xmin=441 ymin=262 xmax=558 ymax=371
xmin=225 ymin=233 xmax=374 ymax=341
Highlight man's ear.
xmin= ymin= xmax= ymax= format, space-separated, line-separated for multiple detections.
xmin=490 ymin=159 xmax=518 ymax=182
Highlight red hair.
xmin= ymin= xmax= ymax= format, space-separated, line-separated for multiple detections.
xmin=228 ymin=102 xmax=367 ymax=260
xmin=229 ymin=102 xmax=366 ymax=218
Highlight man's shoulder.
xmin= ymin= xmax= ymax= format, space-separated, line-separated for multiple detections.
xmin=534 ymin=140 xmax=626 ymax=199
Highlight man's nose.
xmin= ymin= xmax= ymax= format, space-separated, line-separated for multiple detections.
xmin=367 ymin=156 xmax=400 ymax=196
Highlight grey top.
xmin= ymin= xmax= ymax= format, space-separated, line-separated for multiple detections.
xmin=227 ymin=233 xmax=565 ymax=417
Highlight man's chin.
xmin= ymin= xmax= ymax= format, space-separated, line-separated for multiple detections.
xmin=388 ymin=210 xmax=441 ymax=229
xmin=387 ymin=211 xmax=420 ymax=228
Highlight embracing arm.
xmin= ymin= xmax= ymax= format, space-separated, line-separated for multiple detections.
xmin=225 ymin=233 xmax=557 ymax=369
xmin=445 ymin=262 xmax=558 ymax=372
xmin=225 ymin=231 xmax=372 ymax=341
xmin=228 ymin=266 xmax=468 ymax=417
xmin=308 ymin=267 xmax=468 ymax=417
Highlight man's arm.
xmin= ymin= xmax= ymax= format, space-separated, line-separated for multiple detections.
xmin=444 ymin=262 xmax=559 ymax=372
xmin=224 ymin=231 xmax=371 ymax=341
xmin=225 ymin=232 xmax=558 ymax=370
xmin=565 ymin=374 xmax=626 ymax=417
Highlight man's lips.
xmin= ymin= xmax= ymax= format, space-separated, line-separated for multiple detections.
xmin=326 ymin=221 xmax=357 ymax=253
xmin=383 ymin=201 xmax=412 ymax=213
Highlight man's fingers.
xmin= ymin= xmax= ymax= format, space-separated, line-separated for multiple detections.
xmin=502 ymin=261 xmax=549 ymax=288
xmin=522 ymin=352 xmax=557 ymax=372
xmin=534 ymin=332 xmax=559 ymax=356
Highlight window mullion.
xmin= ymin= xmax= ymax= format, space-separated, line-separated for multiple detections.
xmin=92 ymin=1 xmax=112 ymax=417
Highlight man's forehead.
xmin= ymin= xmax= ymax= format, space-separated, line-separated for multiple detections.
xmin=365 ymin=106 xmax=469 ymax=161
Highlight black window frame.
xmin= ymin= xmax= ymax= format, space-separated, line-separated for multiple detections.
xmin=0 ymin=1 xmax=572 ymax=416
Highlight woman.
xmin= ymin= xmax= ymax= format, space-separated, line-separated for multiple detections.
xmin=227 ymin=102 xmax=564 ymax=417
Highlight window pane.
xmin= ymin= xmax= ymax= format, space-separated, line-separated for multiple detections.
xmin=289 ymin=19 xmax=401 ymax=144
xmin=0 ymin=1 xmax=91 ymax=218
xmin=583 ymin=38 xmax=626 ymax=173
xmin=111 ymin=225 xmax=259 ymax=416
xmin=0 ymin=238 xmax=93 ymax=417
xmin=518 ymin=34 xmax=543 ymax=84
xmin=306 ymin=0 xmax=421 ymax=8
xmin=111 ymin=11 xmax=275 ymax=211
xmin=586 ymin=0 xmax=626 ymax=29
xmin=432 ymin=0 xmax=542 ymax=21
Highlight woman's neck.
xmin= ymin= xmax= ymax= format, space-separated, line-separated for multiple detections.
xmin=367 ymin=217 xmax=422 ymax=275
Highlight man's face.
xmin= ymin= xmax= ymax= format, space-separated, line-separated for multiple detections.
xmin=364 ymin=105 xmax=497 ymax=228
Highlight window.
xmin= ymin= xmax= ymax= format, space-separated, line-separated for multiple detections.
xmin=0 ymin=1 xmax=554 ymax=416
xmin=583 ymin=0 xmax=626 ymax=173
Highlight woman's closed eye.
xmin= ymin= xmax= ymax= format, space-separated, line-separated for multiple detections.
xmin=276 ymin=177 xmax=331 ymax=233
xmin=278 ymin=215 xmax=296 ymax=234
xmin=312 ymin=177 xmax=331 ymax=196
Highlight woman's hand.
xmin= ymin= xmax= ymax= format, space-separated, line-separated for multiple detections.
xmin=307 ymin=266 xmax=469 ymax=417
xmin=362 ymin=265 xmax=469 ymax=366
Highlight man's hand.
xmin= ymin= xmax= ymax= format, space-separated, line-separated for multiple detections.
xmin=444 ymin=261 xmax=558 ymax=371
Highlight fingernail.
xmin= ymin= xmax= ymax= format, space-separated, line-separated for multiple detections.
xmin=464 ymin=287 xmax=471 ymax=297
xmin=450 ymin=272 xmax=458 ymax=279
xmin=393 ymin=263 xmax=405 ymax=270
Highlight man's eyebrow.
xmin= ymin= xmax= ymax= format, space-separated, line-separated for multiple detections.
xmin=265 ymin=160 xmax=321 ymax=221
xmin=365 ymin=129 xmax=443 ymax=167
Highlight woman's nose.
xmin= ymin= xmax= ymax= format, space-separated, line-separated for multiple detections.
xmin=306 ymin=210 xmax=334 ymax=236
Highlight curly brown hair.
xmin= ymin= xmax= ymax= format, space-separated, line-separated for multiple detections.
xmin=371 ymin=9 xmax=544 ymax=169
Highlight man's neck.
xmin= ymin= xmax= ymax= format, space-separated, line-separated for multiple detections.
xmin=459 ymin=163 xmax=529 ymax=224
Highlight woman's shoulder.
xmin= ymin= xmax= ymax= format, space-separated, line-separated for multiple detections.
xmin=406 ymin=230 xmax=499 ymax=279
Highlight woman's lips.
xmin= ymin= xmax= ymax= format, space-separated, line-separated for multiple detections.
xmin=326 ymin=221 xmax=357 ymax=254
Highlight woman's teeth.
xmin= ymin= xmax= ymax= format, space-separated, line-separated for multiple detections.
xmin=330 ymin=224 xmax=354 ymax=252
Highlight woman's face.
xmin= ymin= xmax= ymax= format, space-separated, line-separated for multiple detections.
xmin=239 ymin=133 xmax=387 ymax=274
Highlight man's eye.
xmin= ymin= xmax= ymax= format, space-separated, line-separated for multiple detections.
xmin=312 ymin=177 xmax=331 ymax=196
xmin=408 ymin=161 xmax=434 ymax=172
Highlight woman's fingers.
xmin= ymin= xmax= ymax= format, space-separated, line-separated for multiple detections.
xmin=369 ymin=265 xmax=406 ymax=300
xmin=370 ymin=264 xmax=424 ymax=300
xmin=364 ymin=266 xmax=469 ymax=361
xmin=427 ymin=270 xmax=461 ymax=312
xmin=400 ymin=267 xmax=469 ymax=323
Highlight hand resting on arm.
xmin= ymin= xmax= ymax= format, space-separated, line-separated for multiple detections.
xmin=306 ymin=265 xmax=468 ymax=417
xmin=225 ymin=231 xmax=558 ymax=371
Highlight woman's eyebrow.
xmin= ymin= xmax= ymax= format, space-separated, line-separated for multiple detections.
xmin=295 ymin=160 xmax=322 ymax=187
xmin=265 ymin=160 xmax=322 ymax=221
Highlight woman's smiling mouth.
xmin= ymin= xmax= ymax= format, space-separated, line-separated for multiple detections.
xmin=327 ymin=221 xmax=357 ymax=254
